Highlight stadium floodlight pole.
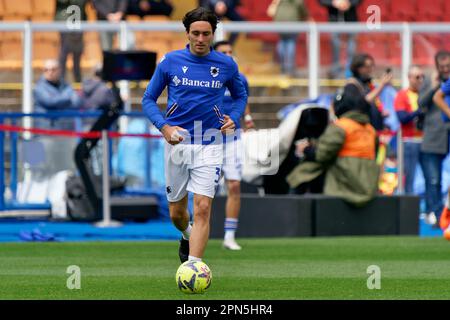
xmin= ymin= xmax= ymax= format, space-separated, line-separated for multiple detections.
xmin=95 ymin=130 xmax=122 ymax=228
xmin=308 ymin=22 xmax=319 ymax=99
xmin=22 ymin=21 xmax=33 ymax=140
xmin=119 ymin=21 xmax=131 ymax=134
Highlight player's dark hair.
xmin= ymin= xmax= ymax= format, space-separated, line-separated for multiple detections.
xmin=213 ymin=40 xmax=231 ymax=50
xmin=434 ymin=50 xmax=450 ymax=67
xmin=183 ymin=7 xmax=218 ymax=33
xmin=350 ymin=53 xmax=374 ymax=77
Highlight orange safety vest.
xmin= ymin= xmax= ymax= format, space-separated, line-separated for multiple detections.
xmin=335 ymin=117 xmax=376 ymax=160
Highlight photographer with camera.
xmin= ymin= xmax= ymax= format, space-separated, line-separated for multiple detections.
xmin=287 ymin=87 xmax=379 ymax=207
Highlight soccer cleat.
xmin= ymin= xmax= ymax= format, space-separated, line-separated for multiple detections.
xmin=178 ymin=238 xmax=189 ymax=263
xmin=439 ymin=207 xmax=450 ymax=231
xmin=223 ymin=239 xmax=242 ymax=251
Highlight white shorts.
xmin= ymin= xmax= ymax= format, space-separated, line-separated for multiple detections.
xmin=222 ymin=138 xmax=243 ymax=181
xmin=164 ymin=143 xmax=223 ymax=202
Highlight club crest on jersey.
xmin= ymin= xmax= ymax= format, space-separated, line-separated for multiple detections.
xmin=172 ymin=76 xmax=181 ymax=86
xmin=210 ymin=66 xmax=219 ymax=78
xmin=182 ymin=66 xmax=188 ymax=74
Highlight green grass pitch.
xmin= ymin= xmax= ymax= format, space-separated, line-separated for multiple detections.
xmin=1 ymin=236 xmax=450 ymax=300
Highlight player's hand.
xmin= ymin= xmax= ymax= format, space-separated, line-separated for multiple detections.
xmin=220 ymin=115 xmax=235 ymax=135
xmin=161 ymin=125 xmax=187 ymax=145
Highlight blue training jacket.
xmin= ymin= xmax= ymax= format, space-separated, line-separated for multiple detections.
xmin=142 ymin=45 xmax=248 ymax=144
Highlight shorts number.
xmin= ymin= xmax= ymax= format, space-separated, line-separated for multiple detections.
xmin=214 ymin=167 xmax=221 ymax=183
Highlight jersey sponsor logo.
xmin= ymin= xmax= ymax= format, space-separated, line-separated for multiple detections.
xmin=173 ymin=75 xmax=181 ymax=86
xmin=177 ymin=77 xmax=223 ymax=89
xmin=182 ymin=66 xmax=188 ymax=74
xmin=210 ymin=66 xmax=219 ymax=78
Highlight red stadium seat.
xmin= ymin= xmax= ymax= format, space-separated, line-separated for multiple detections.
xmin=390 ymin=0 xmax=417 ymax=22
xmin=295 ymin=34 xmax=307 ymax=67
xmin=415 ymin=0 xmax=443 ymax=21
xmin=358 ymin=34 xmax=390 ymax=65
xmin=319 ymin=36 xmax=332 ymax=66
xmin=384 ymin=34 xmax=403 ymax=66
xmin=304 ymin=0 xmax=328 ymax=22
xmin=413 ymin=34 xmax=440 ymax=65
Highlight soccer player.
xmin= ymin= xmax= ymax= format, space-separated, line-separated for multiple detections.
xmin=142 ymin=7 xmax=248 ymax=263
xmin=213 ymin=40 xmax=255 ymax=250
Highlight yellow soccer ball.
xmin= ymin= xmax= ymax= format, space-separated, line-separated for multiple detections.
xmin=176 ymin=260 xmax=212 ymax=294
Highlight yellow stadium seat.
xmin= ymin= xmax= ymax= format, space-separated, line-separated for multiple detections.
xmin=143 ymin=15 xmax=170 ymax=22
xmin=0 ymin=0 xmax=5 ymax=18
xmin=3 ymin=0 xmax=33 ymax=18
xmin=33 ymin=39 xmax=58 ymax=60
xmin=126 ymin=15 xmax=142 ymax=22
xmin=0 ymin=39 xmax=23 ymax=69
xmin=31 ymin=0 xmax=55 ymax=17
xmin=31 ymin=13 xmax=53 ymax=21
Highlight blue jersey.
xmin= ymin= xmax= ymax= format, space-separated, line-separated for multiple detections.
xmin=223 ymin=73 xmax=249 ymax=130
xmin=142 ymin=45 xmax=248 ymax=144
xmin=442 ymin=78 xmax=450 ymax=106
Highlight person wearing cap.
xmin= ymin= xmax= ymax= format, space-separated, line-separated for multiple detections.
xmin=286 ymin=88 xmax=380 ymax=207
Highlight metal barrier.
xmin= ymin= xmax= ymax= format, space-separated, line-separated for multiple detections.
xmin=0 ymin=111 xmax=162 ymax=212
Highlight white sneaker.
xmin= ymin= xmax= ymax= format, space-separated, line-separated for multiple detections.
xmin=223 ymin=239 xmax=242 ymax=251
xmin=426 ymin=212 xmax=437 ymax=225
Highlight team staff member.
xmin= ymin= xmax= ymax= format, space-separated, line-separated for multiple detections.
xmin=213 ymin=40 xmax=254 ymax=251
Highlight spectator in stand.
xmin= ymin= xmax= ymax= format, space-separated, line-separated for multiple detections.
xmin=92 ymin=0 xmax=128 ymax=50
xmin=319 ymin=0 xmax=361 ymax=79
xmin=81 ymin=64 xmax=115 ymax=111
xmin=55 ymin=0 xmax=89 ymax=83
xmin=418 ymin=50 xmax=450 ymax=227
xmin=33 ymin=59 xmax=83 ymax=175
xmin=267 ymin=0 xmax=309 ymax=77
xmin=199 ymin=0 xmax=244 ymax=45
xmin=127 ymin=0 xmax=173 ymax=17
xmin=34 ymin=59 xmax=83 ymax=118
xmin=344 ymin=53 xmax=392 ymax=132
xmin=394 ymin=65 xmax=425 ymax=194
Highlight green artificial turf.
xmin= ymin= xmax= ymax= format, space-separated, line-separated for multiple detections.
xmin=1 ymin=236 xmax=450 ymax=299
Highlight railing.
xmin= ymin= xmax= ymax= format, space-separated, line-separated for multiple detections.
xmin=1 ymin=21 xmax=449 ymax=113
xmin=0 ymin=111 xmax=162 ymax=211
xmin=0 ymin=21 xmax=449 ymax=196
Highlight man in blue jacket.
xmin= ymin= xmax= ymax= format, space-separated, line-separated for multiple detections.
xmin=33 ymin=59 xmax=82 ymax=127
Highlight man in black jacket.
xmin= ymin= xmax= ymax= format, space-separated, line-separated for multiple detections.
xmin=92 ymin=0 xmax=128 ymax=50
xmin=199 ymin=0 xmax=244 ymax=45
xmin=319 ymin=0 xmax=361 ymax=78
xmin=418 ymin=51 xmax=450 ymax=227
